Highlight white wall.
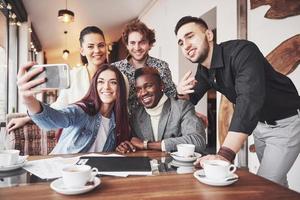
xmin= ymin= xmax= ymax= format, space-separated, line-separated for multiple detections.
xmin=139 ymin=0 xmax=237 ymax=125
xmin=47 ymin=50 xmax=82 ymax=68
xmin=247 ymin=0 xmax=300 ymax=192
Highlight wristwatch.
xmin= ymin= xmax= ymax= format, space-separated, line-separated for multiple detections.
xmin=143 ymin=140 xmax=149 ymax=150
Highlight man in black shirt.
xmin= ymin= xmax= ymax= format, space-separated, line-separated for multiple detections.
xmin=174 ymin=16 xmax=300 ymax=187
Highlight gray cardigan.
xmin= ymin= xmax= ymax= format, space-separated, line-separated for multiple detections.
xmin=131 ymin=97 xmax=206 ymax=152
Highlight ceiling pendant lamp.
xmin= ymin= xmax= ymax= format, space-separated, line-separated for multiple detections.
xmin=62 ymin=49 xmax=70 ymax=60
xmin=58 ymin=0 xmax=75 ymax=23
xmin=62 ymin=31 xmax=69 ymax=60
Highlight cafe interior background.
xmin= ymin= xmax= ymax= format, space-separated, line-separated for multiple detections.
xmin=0 ymin=0 xmax=299 ymax=192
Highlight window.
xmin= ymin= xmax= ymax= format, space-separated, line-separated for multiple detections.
xmin=8 ymin=23 xmax=18 ymax=113
xmin=0 ymin=10 xmax=8 ymax=121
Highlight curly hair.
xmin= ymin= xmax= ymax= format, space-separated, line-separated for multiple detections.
xmin=122 ymin=20 xmax=156 ymax=45
xmin=134 ymin=66 xmax=162 ymax=85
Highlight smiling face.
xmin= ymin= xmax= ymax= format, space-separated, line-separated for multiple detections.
xmin=97 ymin=69 xmax=118 ymax=106
xmin=135 ymin=74 xmax=164 ymax=109
xmin=176 ymin=22 xmax=210 ymax=64
xmin=126 ymin=31 xmax=151 ymax=62
xmin=80 ymin=33 xmax=107 ymax=67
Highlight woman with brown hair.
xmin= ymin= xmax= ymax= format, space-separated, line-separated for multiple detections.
xmin=17 ymin=63 xmax=130 ymax=154
xmin=7 ymin=26 xmax=108 ymax=132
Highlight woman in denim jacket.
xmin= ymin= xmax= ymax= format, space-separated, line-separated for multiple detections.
xmin=17 ymin=64 xmax=131 ymax=154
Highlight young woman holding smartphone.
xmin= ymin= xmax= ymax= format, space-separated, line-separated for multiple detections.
xmin=7 ymin=26 xmax=109 ymax=132
xmin=17 ymin=64 xmax=131 ymax=154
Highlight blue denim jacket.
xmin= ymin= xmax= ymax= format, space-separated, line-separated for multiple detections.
xmin=30 ymin=103 xmax=116 ymax=154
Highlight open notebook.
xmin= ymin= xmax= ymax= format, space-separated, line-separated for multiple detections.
xmin=77 ymin=156 xmax=152 ymax=176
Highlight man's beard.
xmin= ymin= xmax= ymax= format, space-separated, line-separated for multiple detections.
xmin=191 ymin=38 xmax=209 ymax=64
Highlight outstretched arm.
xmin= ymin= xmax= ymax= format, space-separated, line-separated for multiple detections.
xmin=17 ymin=62 xmax=46 ymax=114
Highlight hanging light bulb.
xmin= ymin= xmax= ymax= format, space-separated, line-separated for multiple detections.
xmin=62 ymin=31 xmax=69 ymax=60
xmin=62 ymin=49 xmax=70 ymax=60
xmin=58 ymin=0 xmax=75 ymax=23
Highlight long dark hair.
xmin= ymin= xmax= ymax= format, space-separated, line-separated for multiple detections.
xmin=76 ymin=64 xmax=130 ymax=145
xmin=79 ymin=26 xmax=107 ymax=65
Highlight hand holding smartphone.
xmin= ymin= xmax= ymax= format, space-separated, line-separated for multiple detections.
xmin=29 ymin=64 xmax=70 ymax=90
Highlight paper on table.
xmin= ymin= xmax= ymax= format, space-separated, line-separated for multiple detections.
xmin=23 ymin=157 xmax=76 ymax=179
xmin=23 ymin=153 xmax=125 ymax=179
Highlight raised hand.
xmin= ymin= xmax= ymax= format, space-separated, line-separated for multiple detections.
xmin=17 ymin=62 xmax=46 ymax=114
xmin=177 ymin=70 xmax=197 ymax=95
xmin=17 ymin=62 xmax=45 ymax=103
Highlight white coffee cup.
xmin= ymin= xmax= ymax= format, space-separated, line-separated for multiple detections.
xmin=202 ymin=160 xmax=237 ymax=180
xmin=0 ymin=149 xmax=20 ymax=167
xmin=177 ymin=144 xmax=195 ymax=157
xmin=61 ymin=165 xmax=98 ymax=188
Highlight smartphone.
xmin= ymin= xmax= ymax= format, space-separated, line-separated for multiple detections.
xmin=29 ymin=64 xmax=70 ymax=90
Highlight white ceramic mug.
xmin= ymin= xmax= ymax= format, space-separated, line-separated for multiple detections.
xmin=202 ymin=160 xmax=237 ymax=180
xmin=177 ymin=144 xmax=195 ymax=157
xmin=61 ymin=165 xmax=98 ymax=188
xmin=0 ymin=149 xmax=20 ymax=167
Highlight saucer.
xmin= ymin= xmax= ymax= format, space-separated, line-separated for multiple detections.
xmin=170 ymin=160 xmax=194 ymax=167
xmin=0 ymin=156 xmax=28 ymax=172
xmin=193 ymin=169 xmax=238 ymax=186
xmin=170 ymin=152 xmax=201 ymax=162
xmin=50 ymin=177 xmax=101 ymax=195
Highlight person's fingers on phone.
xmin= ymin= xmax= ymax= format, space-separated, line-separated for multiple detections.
xmin=17 ymin=62 xmax=37 ymax=80
xmin=18 ymin=62 xmax=36 ymax=73
xmin=18 ymin=77 xmax=45 ymax=92
xmin=17 ymin=67 xmax=44 ymax=87
xmin=17 ymin=62 xmax=40 ymax=82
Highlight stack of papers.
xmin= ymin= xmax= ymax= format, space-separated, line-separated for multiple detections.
xmin=23 ymin=156 xmax=78 ymax=179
